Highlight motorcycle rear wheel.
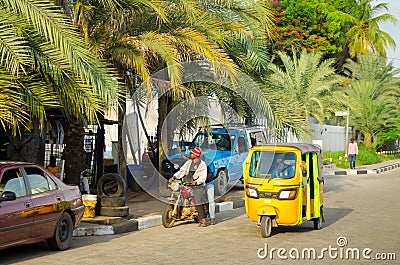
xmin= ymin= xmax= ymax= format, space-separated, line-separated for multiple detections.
xmin=162 ymin=204 xmax=176 ymax=228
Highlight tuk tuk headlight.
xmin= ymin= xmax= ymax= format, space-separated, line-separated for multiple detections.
xmin=173 ymin=163 xmax=180 ymax=169
xmin=278 ymin=189 xmax=298 ymax=200
xmin=245 ymin=186 xmax=259 ymax=198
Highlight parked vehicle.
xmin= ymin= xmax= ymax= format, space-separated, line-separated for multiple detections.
xmin=162 ymin=124 xmax=267 ymax=196
xmin=162 ymin=179 xmax=198 ymax=228
xmin=243 ymin=143 xmax=324 ymax=238
xmin=0 ymin=161 xmax=84 ymax=251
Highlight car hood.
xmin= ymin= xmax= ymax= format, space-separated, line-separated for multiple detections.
xmin=164 ymin=149 xmax=232 ymax=166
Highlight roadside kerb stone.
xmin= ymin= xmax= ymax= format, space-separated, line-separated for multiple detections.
xmin=74 ymin=198 xmax=245 ymax=237
xmin=375 ymin=163 xmax=400 ymax=174
xmin=325 ymin=169 xmax=377 ymax=176
xmin=215 ymin=201 xmax=233 ymax=213
xmin=137 ymin=215 xmax=162 ymax=230
xmin=73 ymin=224 xmax=114 ymax=237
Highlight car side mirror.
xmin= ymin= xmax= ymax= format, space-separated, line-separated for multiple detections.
xmin=0 ymin=191 xmax=17 ymax=202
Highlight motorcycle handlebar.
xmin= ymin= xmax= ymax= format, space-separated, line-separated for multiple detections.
xmin=170 ymin=179 xmax=195 ymax=186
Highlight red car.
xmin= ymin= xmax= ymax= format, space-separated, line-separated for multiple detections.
xmin=0 ymin=161 xmax=84 ymax=251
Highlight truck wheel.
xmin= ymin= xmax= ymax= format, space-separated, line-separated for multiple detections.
xmin=162 ymin=204 xmax=176 ymax=228
xmin=260 ymin=216 xmax=272 ymax=238
xmin=100 ymin=196 xmax=126 ymax=207
xmin=100 ymin=206 xmax=129 ymax=217
xmin=97 ymin=173 xmax=126 ymax=197
xmin=214 ymin=169 xmax=228 ymax=196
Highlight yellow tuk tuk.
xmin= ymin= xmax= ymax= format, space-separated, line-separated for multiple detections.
xmin=243 ymin=143 xmax=324 ymax=237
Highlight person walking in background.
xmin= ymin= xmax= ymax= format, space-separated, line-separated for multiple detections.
xmin=348 ymin=138 xmax=358 ymax=169
xmin=84 ymin=130 xmax=95 ymax=170
xmin=80 ymin=169 xmax=90 ymax=194
xmin=46 ymin=155 xmax=57 ymax=175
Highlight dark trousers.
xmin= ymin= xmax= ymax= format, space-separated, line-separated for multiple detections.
xmin=85 ymin=152 xmax=92 ymax=169
xmin=192 ymin=186 xmax=206 ymax=220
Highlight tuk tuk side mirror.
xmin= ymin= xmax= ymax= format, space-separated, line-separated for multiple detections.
xmin=300 ymin=161 xmax=307 ymax=177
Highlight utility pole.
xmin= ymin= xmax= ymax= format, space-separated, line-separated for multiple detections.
xmin=345 ymin=107 xmax=350 ymax=156
xmin=335 ymin=108 xmax=350 ymax=154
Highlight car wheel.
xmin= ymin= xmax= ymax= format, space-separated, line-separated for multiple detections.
xmin=48 ymin=212 xmax=73 ymax=251
xmin=214 ymin=169 xmax=228 ymax=196
xmin=100 ymin=196 xmax=126 ymax=207
xmin=97 ymin=173 xmax=126 ymax=197
xmin=162 ymin=204 xmax=176 ymax=228
xmin=260 ymin=216 xmax=272 ymax=238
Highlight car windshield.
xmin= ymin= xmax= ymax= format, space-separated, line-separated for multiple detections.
xmin=189 ymin=132 xmax=233 ymax=151
xmin=249 ymin=151 xmax=296 ymax=179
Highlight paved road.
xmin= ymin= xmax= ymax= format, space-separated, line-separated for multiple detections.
xmin=1 ymin=170 xmax=399 ymax=265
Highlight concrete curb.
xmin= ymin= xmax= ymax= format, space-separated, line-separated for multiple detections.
xmin=374 ymin=163 xmax=400 ymax=174
xmin=73 ymin=199 xmax=245 ymax=237
xmin=325 ymin=169 xmax=375 ymax=176
xmin=324 ymin=162 xmax=400 ymax=176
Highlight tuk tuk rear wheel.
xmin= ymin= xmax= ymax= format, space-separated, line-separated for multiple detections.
xmin=260 ymin=216 xmax=272 ymax=238
xmin=313 ymin=217 xmax=322 ymax=230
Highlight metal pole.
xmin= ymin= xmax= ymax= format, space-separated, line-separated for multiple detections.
xmin=345 ymin=107 xmax=350 ymax=155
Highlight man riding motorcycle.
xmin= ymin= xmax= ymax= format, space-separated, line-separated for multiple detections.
xmin=169 ymin=147 xmax=208 ymax=227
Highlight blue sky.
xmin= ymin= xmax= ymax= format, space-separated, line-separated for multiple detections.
xmin=378 ymin=0 xmax=400 ymax=69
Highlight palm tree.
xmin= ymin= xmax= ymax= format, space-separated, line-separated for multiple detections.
xmin=338 ymin=0 xmax=397 ymax=67
xmin=266 ymin=49 xmax=340 ymax=133
xmin=338 ymin=53 xmax=400 ymax=145
xmin=0 ymin=0 xmax=120 ymax=183
xmin=73 ymin=0 xmax=279 ymax=169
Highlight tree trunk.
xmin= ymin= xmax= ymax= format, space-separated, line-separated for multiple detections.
xmin=157 ymin=93 xmax=173 ymax=169
xmin=157 ymin=91 xmax=173 ymax=197
xmin=337 ymin=44 xmax=350 ymax=70
xmin=118 ymin=99 xmax=127 ymax=183
xmin=364 ymin=133 xmax=372 ymax=146
xmin=4 ymin=119 xmax=45 ymax=165
xmin=95 ymin=122 xmax=105 ymax=187
xmin=63 ymin=119 xmax=85 ymax=185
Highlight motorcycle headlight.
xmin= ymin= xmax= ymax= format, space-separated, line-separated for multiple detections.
xmin=170 ymin=181 xmax=180 ymax=191
xmin=173 ymin=163 xmax=179 ymax=169
xmin=245 ymin=186 xmax=259 ymax=198
xmin=278 ymin=189 xmax=297 ymax=200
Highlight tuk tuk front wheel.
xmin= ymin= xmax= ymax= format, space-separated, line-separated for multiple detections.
xmin=313 ymin=217 xmax=322 ymax=230
xmin=260 ymin=216 xmax=272 ymax=238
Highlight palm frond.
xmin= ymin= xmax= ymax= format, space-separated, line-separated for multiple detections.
xmin=0 ymin=10 xmax=31 ymax=76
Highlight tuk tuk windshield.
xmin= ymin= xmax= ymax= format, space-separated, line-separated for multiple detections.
xmin=249 ymin=151 xmax=297 ymax=179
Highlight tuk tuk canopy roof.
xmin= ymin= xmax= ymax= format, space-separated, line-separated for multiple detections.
xmin=257 ymin=143 xmax=322 ymax=155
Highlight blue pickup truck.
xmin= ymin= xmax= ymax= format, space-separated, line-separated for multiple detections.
xmin=162 ymin=124 xmax=267 ymax=196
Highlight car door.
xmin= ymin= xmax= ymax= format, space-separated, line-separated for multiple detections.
xmin=0 ymin=167 xmax=32 ymax=246
xmin=235 ymin=133 xmax=249 ymax=178
xmin=225 ymin=134 xmax=239 ymax=180
xmin=23 ymin=166 xmax=62 ymax=239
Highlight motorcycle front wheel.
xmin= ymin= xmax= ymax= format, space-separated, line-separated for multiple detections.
xmin=162 ymin=204 xmax=176 ymax=228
